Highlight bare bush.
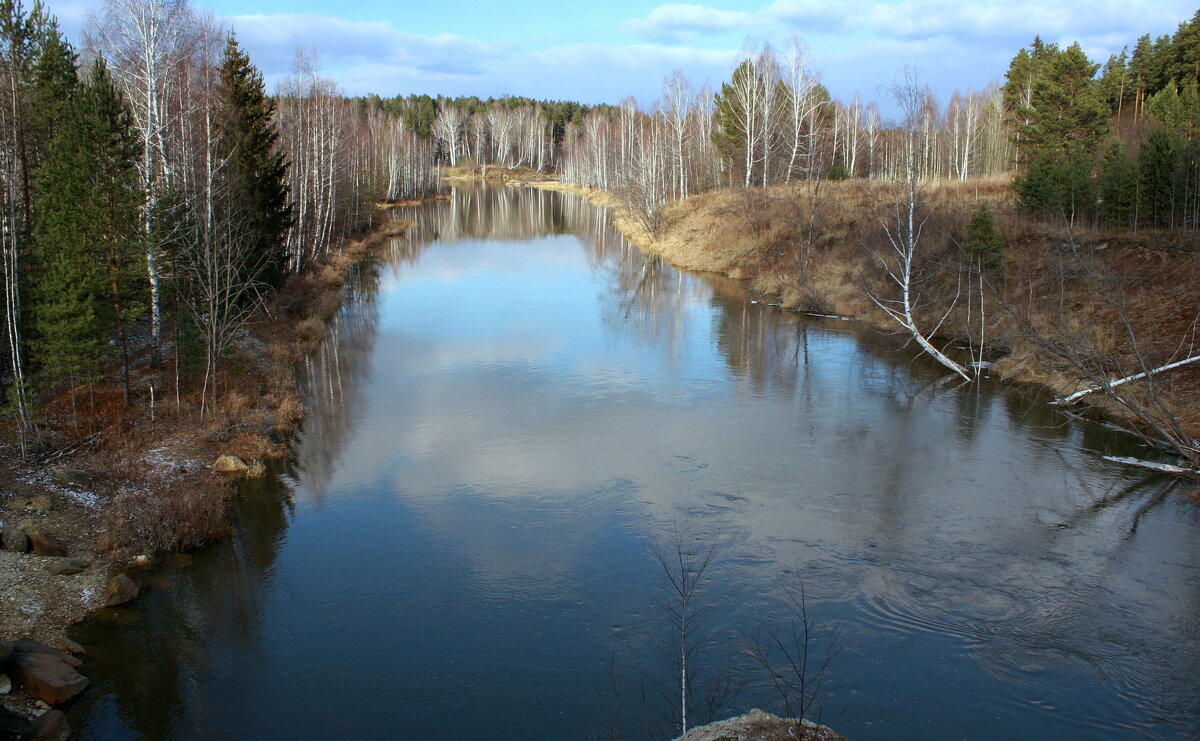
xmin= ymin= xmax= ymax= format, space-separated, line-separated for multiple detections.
xmin=650 ymin=518 xmax=720 ymax=736
xmin=748 ymin=574 xmax=844 ymax=725
xmin=100 ymin=476 xmax=233 ymax=557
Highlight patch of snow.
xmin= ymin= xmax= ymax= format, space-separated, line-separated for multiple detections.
xmin=59 ymin=488 xmax=99 ymax=509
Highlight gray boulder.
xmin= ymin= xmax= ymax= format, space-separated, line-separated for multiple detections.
xmin=16 ymin=522 xmax=64 ymax=558
xmin=30 ymin=709 xmax=71 ymax=741
xmin=5 ymin=494 xmax=52 ymax=512
xmin=49 ymin=466 xmax=90 ymax=488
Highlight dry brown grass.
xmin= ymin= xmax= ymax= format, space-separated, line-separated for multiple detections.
xmin=439 ymin=164 xmax=545 ymax=183
xmin=98 ymin=475 xmax=233 ymax=558
xmin=533 ymin=174 xmax=1199 ymax=447
xmin=294 ymin=316 xmax=325 ymax=346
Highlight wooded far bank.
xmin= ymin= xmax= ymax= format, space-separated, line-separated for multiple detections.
xmin=1 ymin=0 xmax=1197 ymax=534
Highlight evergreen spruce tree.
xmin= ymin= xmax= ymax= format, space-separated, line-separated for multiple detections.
xmin=1138 ymin=128 xmax=1180 ymax=227
xmin=1098 ymin=140 xmax=1137 ymax=228
xmin=963 ymin=204 xmax=1004 ymax=271
xmin=1176 ymin=137 xmax=1200 ymax=228
xmin=1015 ymin=154 xmax=1095 ymax=225
xmin=217 ymin=33 xmax=291 ymax=287
xmin=32 ymin=59 xmax=143 ymax=401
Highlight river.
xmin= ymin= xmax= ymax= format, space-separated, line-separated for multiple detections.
xmin=69 ymin=185 xmax=1200 ymax=740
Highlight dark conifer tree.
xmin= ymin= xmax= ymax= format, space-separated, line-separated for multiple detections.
xmin=1138 ymin=128 xmax=1180 ymax=227
xmin=0 ymin=2 xmax=80 ymax=426
xmin=1015 ymin=43 xmax=1109 ymax=160
xmin=217 ymin=33 xmax=291 ymax=287
xmin=27 ymin=7 xmax=74 ymax=170
xmin=1098 ymin=140 xmax=1137 ymax=229
xmin=32 ymin=59 xmax=142 ymax=402
xmin=1169 ymin=10 xmax=1200 ymax=86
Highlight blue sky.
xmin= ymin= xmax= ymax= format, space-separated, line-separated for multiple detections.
xmin=44 ymin=0 xmax=1198 ymax=119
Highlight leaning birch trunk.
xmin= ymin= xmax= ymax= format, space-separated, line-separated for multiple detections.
xmin=866 ymin=180 xmax=972 ymax=382
xmin=868 ymin=69 xmax=972 ymax=382
xmin=1055 ymin=355 xmax=1200 ymax=405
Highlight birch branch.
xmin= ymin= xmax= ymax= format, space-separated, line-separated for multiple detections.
xmin=1055 ymin=354 xmax=1200 ymax=405
xmin=1103 ymin=456 xmax=1199 ymax=476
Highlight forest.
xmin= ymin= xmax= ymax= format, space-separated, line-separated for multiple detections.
xmin=2 ymin=0 xmax=1199 ymax=471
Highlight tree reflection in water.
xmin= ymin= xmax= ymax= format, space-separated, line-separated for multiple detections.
xmin=68 ymin=186 xmax=1200 ymax=740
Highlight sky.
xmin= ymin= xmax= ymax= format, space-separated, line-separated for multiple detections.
xmin=41 ymin=0 xmax=1199 ymax=119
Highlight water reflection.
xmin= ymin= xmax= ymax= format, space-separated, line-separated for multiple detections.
xmin=293 ymin=259 xmax=383 ymax=503
xmin=71 ymin=185 xmax=1200 ymax=740
xmin=72 ymin=471 xmax=295 ymax=739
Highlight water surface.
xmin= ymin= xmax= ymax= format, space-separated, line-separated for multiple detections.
xmin=72 ymin=185 xmax=1200 ymax=740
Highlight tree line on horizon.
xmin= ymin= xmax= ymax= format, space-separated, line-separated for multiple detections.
xmin=1010 ymin=11 xmax=1200 ymax=229
xmin=0 ymin=0 xmax=449 ymax=447
xmin=5 ymin=0 xmax=1200 ymax=448
xmin=540 ymin=8 xmax=1200 ymax=236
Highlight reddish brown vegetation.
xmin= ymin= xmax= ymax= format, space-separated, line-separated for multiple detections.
xmin=2 ymin=213 xmax=410 ymax=561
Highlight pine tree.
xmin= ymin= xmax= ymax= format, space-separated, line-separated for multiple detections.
xmin=32 ymin=59 xmax=143 ymax=402
xmin=0 ymin=1 xmax=78 ymax=431
xmin=1098 ymin=50 xmax=1131 ymax=116
xmin=1015 ymin=43 xmax=1110 ymax=160
xmin=27 ymin=5 xmax=74 ymax=169
xmin=1003 ymin=37 xmax=1059 ymax=161
xmin=1014 ymin=154 xmax=1095 ymax=225
xmin=712 ymin=59 xmax=755 ymax=183
xmin=217 ymin=33 xmax=291 ymax=287
xmin=963 ymin=203 xmax=1004 ymax=271
xmin=1138 ymin=128 xmax=1180 ymax=227
xmin=1169 ymin=10 xmax=1200 ymax=85
xmin=1098 ymin=140 xmax=1137 ymax=228
xmin=1147 ymin=79 xmax=1200 ymax=138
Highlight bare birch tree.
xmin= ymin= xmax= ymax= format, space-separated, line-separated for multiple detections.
xmin=431 ymin=102 xmax=464 ymax=167
xmin=662 ymin=69 xmax=692 ymax=199
xmin=87 ymin=0 xmax=193 ymax=360
xmin=650 ymin=519 xmax=717 ymax=737
xmin=866 ymin=67 xmax=973 ymax=381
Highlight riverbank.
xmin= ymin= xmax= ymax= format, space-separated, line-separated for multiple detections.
xmin=0 ymin=211 xmax=411 ymax=724
xmin=524 ymin=175 xmax=1200 ymax=469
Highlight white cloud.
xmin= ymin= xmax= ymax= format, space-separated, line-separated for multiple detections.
xmin=765 ymin=0 xmax=1193 ymax=43
xmin=41 ymin=0 xmax=1200 ymax=111
xmin=219 ymin=14 xmax=740 ymax=103
xmin=228 ymin=13 xmax=516 ymax=83
xmin=621 ymin=4 xmax=754 ymax=39
xmin=529 ymin=42 xmax=735 ymax=72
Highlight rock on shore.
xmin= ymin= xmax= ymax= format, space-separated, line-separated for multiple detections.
xmin=672 ymin=709 xmax=844 ymax=741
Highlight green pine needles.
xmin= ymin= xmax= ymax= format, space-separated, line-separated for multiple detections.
xmin=32 ymin=59 xmax=143 ymax=399
xmin=963 ymin=204 xmax=1005 ymax=271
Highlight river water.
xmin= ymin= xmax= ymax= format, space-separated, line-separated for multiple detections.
xmin=70 ymin=186 xmax=1200 ymax=739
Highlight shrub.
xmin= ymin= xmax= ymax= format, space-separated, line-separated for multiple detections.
xmin=964 ymin=203 xmax=1005 ymax=271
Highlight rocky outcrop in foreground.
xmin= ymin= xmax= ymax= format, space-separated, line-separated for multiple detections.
xmin=672 ymin=709 xmax=844 ymax=741
xmin=0 ymin=637 xmax=81 ymax=740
